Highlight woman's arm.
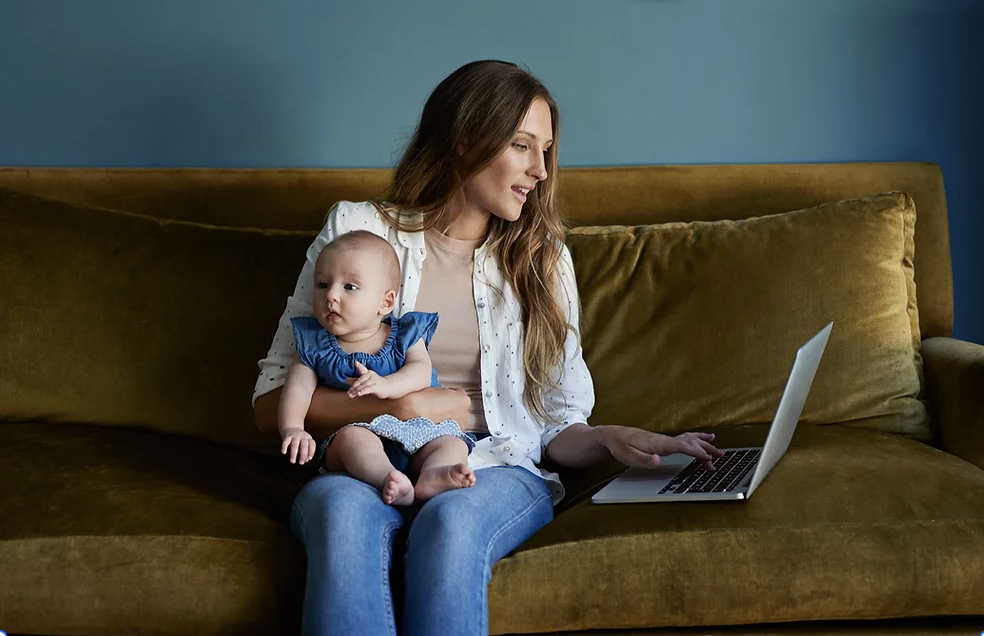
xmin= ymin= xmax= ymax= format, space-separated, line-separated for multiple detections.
xmin=537 ymin=245 xmax=597 ymax=454
xmin=255 ymin=384 xmax=471 ymax=438
xmin=543 ymin=423 xmax=612 ymax=468
xmin=546 ymin=423 xmax=724 ymax=471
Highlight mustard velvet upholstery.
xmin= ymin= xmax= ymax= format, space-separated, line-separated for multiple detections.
xmin=0 ymin=186 xmax=314 ymax=450
xmin=921 ymin=336 xmax=984 ymax=470
xmin=0 ymin=164 xmax=980 ymax=636
xmin=0 ymin=163 xmax=954 ymax=339
xmin=567 ymin=193 xmax=929 ymax=440
xmin=490 ymin=425 xmax=984 ymax=634
xmin=0 ymin=422 xmax=306 ymax=635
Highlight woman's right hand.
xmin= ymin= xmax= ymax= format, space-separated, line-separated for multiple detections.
xmin=397 ymin=387 xmax=471 ymax=426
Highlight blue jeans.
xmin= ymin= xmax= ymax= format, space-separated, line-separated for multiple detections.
xmin=289 ymin=441 xmax=555 ymax=636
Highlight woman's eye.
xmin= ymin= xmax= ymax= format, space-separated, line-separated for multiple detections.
xmin=512 ymin=143 xmax=529 ymax=151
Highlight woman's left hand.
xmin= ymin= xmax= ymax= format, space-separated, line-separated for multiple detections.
xmin=600 ymin=426 xmax=725 ymax=471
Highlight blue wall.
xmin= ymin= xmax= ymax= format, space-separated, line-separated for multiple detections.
xmin=2 ymin=0 xmax=981 ymax=343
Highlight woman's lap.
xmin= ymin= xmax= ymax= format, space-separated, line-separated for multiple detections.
xmin=289 ymin=460 xmax=554 ymax=635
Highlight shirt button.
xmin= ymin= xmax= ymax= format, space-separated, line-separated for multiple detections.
xmin=477 ymin=301 xmax=486 ymax=308
xmin=485 ymin=391 xmax=492 ymax=398
xmin=483 ymin=344 xmax=490 ymax=353
xmin=504 ymin=445 xmax=511 ymax=452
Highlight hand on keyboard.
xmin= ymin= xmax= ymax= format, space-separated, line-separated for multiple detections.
xmin=599 ymin=427 xmax=725 ymax=471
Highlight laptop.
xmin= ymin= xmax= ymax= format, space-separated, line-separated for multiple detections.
xmin=591 ymin=321 xmax=833 ymax=504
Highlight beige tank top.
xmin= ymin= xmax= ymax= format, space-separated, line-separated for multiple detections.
xmin=413 ymin=228 xmax=489 ymax=434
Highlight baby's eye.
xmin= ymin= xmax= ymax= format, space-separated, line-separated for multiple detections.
xmin=343 ymin=283 xmax=358 ymax=291
xmin=316 ymin=282 xmax=328 ymax=289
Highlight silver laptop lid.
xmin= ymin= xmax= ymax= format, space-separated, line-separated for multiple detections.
xmin=745 ymin=321 xmax=833 ymax=497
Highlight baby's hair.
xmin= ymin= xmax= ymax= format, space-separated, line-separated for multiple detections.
xmin=320 ymin=230 xmax=401 ymax=290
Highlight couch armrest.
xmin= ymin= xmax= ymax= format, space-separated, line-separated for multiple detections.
xmin=921 ymin=336 xmax=984 ymax=469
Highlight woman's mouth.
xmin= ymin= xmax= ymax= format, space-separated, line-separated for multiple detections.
xmin=511 ymin=186 xmax=530 ymax=204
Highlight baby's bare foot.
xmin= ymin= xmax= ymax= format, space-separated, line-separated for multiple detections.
xmin=381 ymin=470 xmax=414 ymax=507
xmin=414 ymin=463 xmax=476 ymax=502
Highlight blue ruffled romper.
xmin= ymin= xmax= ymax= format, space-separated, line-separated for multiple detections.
xmin=290 ymin=311 xmax=475 ymax=454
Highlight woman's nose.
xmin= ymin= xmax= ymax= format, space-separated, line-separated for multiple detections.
xmin=529 ymin=153 xmax=548 ymax=182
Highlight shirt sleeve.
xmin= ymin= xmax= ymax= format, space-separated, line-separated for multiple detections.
xmin=251 ymin=203 xmax=344 ymax=406
xmin=539 ymin=243 xmax=596 ymax=454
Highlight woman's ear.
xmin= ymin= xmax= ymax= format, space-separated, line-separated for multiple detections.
xmin=380 ymin=289 xmax=397 ymax=315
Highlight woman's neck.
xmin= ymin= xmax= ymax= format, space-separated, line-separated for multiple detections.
xmin=440 ymin=190 xmax=490 ymax=241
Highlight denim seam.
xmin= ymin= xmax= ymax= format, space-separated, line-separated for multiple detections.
xmin=381 ymin=519 xmax=402 ymax=636
xmin=482 ymin=480 xmax=553 ymax=577
xmin=479 ymin=487 xmax=551 ymax=632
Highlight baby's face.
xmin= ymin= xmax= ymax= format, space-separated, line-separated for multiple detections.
xmin=313 ymin=247 xmax=394 ymax=336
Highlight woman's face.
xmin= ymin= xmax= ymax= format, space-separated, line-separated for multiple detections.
xmin=461 ymin=97 xmax=553 ymax=224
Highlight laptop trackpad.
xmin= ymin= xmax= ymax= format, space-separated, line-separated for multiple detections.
xmin=608 ymin=453 xmax=695 ymax=489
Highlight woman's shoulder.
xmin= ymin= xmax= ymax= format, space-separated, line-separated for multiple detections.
xmin=325 ymin=201 xmax=424 ymax=248
xmin=328 ymin=200 xmax=387 ymax=228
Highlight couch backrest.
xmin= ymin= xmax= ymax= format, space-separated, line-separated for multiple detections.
xmin=0 ymin=163 xmax=952 ymax=338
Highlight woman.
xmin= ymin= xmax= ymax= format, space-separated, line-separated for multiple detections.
xmin=253 ymin=60 xmax=722 ymax=636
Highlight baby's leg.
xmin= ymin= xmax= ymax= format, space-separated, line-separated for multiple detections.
xmin=325 ymin=426 xmax=414 ymax=506
xmin=412 ymin=436 xmax=475 ymax=502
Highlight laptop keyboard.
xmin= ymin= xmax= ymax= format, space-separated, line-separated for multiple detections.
xmin=659 ymin=448 xmax=762 ymax=495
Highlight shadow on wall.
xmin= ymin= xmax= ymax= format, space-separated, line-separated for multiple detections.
xmin=924 ymin=5 xmax=984 ymax=343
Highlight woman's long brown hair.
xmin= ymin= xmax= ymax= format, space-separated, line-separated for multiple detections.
xmin=379 ymin=60 xmax=572 ymax=425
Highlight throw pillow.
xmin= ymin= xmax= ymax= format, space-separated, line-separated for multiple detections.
xmin=566 ymin=192 xmax=929 ymax=440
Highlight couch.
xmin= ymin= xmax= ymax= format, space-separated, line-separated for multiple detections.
xmin=0 ymin=163 xmax=982 ymax=636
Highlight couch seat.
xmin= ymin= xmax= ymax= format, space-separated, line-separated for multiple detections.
xmin=0 ymin=422 xmax=307 ymax=636
xmin=487 ymin=424 xmax=984 ymax=634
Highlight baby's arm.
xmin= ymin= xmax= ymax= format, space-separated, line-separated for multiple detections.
xmin=347 ymin=339 xmax=434 ymax=400
xmin=278 ymin=360 xmax=319 ymax=464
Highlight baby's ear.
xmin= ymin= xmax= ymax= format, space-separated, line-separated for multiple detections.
xmin=379 ymin=289 xmax=397 ymax=315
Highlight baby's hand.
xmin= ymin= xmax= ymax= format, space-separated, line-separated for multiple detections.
xmin=281 ymin=428 xmax=316 ymax=465
xmin=347 ymin=361 xmax=396 ymax=399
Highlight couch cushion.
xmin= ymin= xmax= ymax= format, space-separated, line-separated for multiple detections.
xmin=488 ymin=425 xmax=984 ymax=634
xmin=0 ymin=186 xmax=316 ymax=449
xmin=0 ymin=422 xmax=308 ymax=636
xmin=567 ymin=192 xmax=929 ymax=440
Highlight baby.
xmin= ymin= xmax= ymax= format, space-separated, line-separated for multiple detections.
xmin=278 ymin=230 xmax=476 ymax=506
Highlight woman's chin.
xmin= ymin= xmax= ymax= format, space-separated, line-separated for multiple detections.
xmin=492 ymin=205 xmax=523 ymax=223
